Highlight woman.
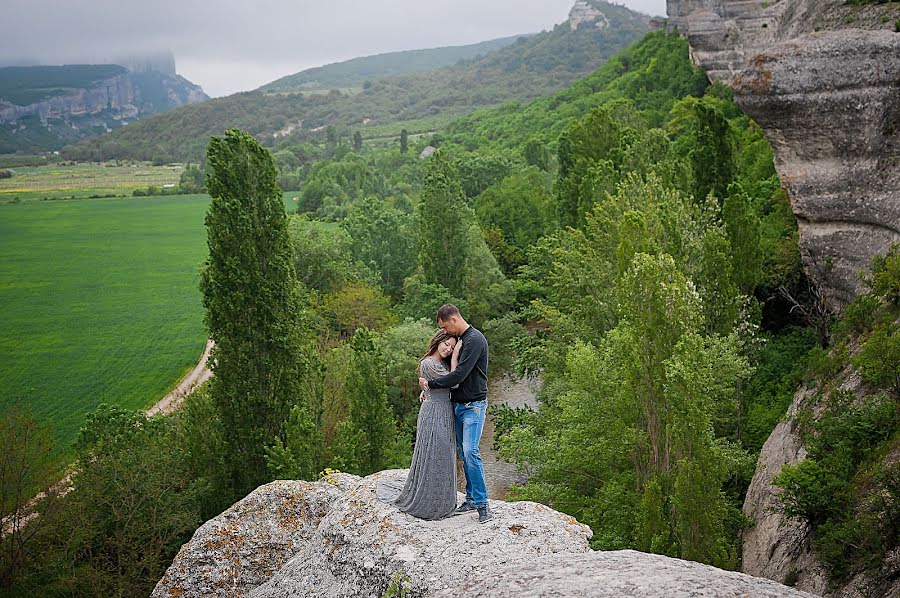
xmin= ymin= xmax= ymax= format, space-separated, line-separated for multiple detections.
xmin=377 ymin=330 xmax=462 ymax=520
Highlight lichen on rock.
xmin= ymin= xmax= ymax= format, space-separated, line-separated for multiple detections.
xmin=154 ymin=470 xmax=812 ymax=597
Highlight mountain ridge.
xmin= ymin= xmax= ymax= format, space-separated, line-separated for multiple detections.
xmin=61 ymin=0 xmax=649 ymax=163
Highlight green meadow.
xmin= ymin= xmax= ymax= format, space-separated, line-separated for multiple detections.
xmin=0 ymin=195 xmax=212 ymax=462
xmin=0 ymin=162 xmax=183 ymax=202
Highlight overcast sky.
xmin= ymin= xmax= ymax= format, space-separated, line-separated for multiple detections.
xmin=1 ymin=0 xmax=667 ymax=98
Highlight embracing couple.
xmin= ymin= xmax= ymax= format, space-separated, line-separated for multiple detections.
xmin=378 ymin=304 xmax=492 ymax=524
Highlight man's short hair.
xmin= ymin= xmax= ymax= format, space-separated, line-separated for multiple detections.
xmin=436 ymin=304 xmax=460 ymax=323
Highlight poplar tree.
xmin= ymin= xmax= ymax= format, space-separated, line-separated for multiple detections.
xmin=200 ymin=129 xmax=315 ymax=494
xmin=416 ymin=150 xmax=467 ymax=296
xmin=399 ymin=129 xmax=409 ymax=154
xmin=332 ymin=328 xmax=395 ymax=475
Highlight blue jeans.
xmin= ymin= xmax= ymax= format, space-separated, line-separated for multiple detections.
xmin=454 ymin=399 xmax=488 ymax=507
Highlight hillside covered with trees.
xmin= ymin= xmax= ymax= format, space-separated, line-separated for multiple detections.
xmin=260 ymin=34 xmax=526 ymax=93
xmin=61 ymin=1 xmax=648 ymax=164
xmin=4 ymin=28 xmax=896 ymax=596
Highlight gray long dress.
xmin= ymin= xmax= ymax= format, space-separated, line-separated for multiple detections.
xmin=377 ymin=357 xmax=457 ymax=520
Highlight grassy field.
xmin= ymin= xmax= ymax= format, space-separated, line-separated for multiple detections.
xmin=0 ymin=162 xmax=183 ymax=202
xmin=0 ymin=194 xmax=211 ymax=463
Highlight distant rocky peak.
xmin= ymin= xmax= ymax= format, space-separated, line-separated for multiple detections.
xmin=569 ymin=0 xmax=610 ymax=31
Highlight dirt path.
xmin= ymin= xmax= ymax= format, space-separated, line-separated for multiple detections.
xmin=146 ymin=339 xmax=214 ymax=416
xmin=1 ymin=340 xmax=214 ymax=538
xmin=459 ymin=373 xmax=541 ymax=501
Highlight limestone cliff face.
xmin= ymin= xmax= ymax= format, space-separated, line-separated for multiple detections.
xmin=153 ymin=470 xmax=814 ymax=597
xmin=569 ymin=0 xmax=610 ymax=31
xmin=666 ymin=0 xmax=900 ymax=309
xmin=740 ymin=366 xmax=900 ymax=598
xmin=0 ymin=67 xmax=207 ymax=152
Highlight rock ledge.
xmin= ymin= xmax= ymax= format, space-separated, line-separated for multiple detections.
xmin=154 ymin=470 xmax=813 ymax=597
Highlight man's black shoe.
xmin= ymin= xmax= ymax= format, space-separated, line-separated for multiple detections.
xmin=452 ymin=502 xmax=476 ymax=516
xmin=477 ymin=505 xmax=493 ymax=524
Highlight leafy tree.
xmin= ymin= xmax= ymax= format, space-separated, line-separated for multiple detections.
xmin=722 ymin=186 xmax=762 ymax=294
xmin=342 ymin=197 xmax=417 ymax=298
xmin=399 ymin=129 xmax=409 ymax=154
xmin=555 ymin=106 xmax=624 ymax=228
xmin=0 ymin=406 xmax=62 ymax=589
xmin=475 ymin=167 xmax=554 ymax=273
xmin=288 ymin=215 xmax=362 ymax=294
xmin=200 ymin=129 xmax=317 ymax=494
xmin=331 ymin=328 xmax=397 ymax=474
xmin=377 ymin=319 xmax=435 ymax=423
xmin=177 ymin=163 xmax=206 ymax=193
xmin=40 ymin=406 xmax=203 ymax=596
xmin=353 ymin=130 xmax=363 ymax=152
xmin=320 ymin=281 xmax=397 ymax=339
xmin=456 ymin=153 xmax=516 ymax=200
xmin=416 ymin=150 xmax=468 ymax=296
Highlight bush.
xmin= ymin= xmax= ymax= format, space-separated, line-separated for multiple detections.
xmin=852 ymin=322 xmax=900 ymax=392
xmin=481 ymin=313 xmax=528 ymax=375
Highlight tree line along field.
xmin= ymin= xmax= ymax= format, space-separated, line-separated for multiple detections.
xmin=0 ymin=162 xmax=183 ymax=202
xmin=0 ymin=194 xmax=212 ymax=466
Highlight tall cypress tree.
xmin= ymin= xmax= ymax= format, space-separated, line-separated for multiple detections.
xmin=200 ymin=129 xmax=314 ymax=494
xmin=416 ymin=150 xmax=467 ymax=296
xmin=399 ymin=129 xmax=409 ymax=154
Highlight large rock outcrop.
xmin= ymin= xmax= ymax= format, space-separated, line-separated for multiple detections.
xmin=0 ymin=63 xmax=207 ymax=152
xmin=741 ymin=365 xmax=900 ymax=597
xmin=153 ymin=470 xmax=813 ymax=597
xmin=740 ymin=386 xmax=828 ymax=595
xmin=666 ymin=0 xmax=900 ymax=309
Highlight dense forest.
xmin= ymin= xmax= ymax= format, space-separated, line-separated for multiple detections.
xmin=60 ymin=1 xmax=648 ymax=164
xmin=3 ymin=30 xmax=897 ymax=596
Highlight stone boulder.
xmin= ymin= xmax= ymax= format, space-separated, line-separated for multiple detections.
xmin=154 ymin=470 xmax=811 ymax=597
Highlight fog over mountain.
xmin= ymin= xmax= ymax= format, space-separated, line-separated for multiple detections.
xmin=0 ymin=0 xmax=665 ymax=97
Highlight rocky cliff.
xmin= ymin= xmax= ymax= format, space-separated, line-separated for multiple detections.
xmin=0 ymin=64 xmax=207 ymax=153
xmin=152 ymin=470 xmax=813 ymax=597
xmin=666 ymin=0 xmax=900 ymax=309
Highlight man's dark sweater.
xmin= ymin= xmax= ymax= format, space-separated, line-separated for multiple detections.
xmin=428 ymin=326 xmax=488 ymax=403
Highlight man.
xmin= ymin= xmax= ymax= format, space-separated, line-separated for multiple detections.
xmin=418 ymin=304 xmax=492 ymax=523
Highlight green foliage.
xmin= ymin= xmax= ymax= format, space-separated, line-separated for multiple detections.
xmin=774 ymin=392 xmax=898 ymax=580
xmin=288 ymin=216 xmax=364 ymax=294
xmin=396 ymin=279 xmax=467 ymax=323
xmin=867 ymin=242 xmax=900 ymax=305
xmin=265 ymin=404 xmax=323 ymax=481
xmin=456 ymin=153 xmax=517 ymax=200
xmin=742 ymin=328 xmax=818 ymax=453
xmin=481 ymin=313 xmax=528 ymax=375
xmin=416 ymin=151 xmax=468 ymax=295
xmin=42 ymin=405 xmax=203 ymax=596
xmin=201 ymin=129 xmax=317 ymax=494
xmin=377 ymin=318 xmax=436 ymax=424
xmin=722 ymin=186 xmax=762 ymax=293
xmin=176 ymin=388 xmax=235 ymax=520
xmin=0 ymin=405 xmax=60 ymax=589
xmin=852 ymin=322 xmax=900 ymax=392
xmin=475 ymin=167 xmax=554 ymax=274
xmin=341 ymin=197 xmax=417 ymax=298
xmin=331 ymin=328 xmax=399 ymax=474
xmin=319 ymin=281 xmax=397 ymax=339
